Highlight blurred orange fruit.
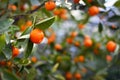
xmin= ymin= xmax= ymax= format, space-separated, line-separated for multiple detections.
xmin=31 ymin=56 xmax=37 ymax=63
xmin=78 ymin=24 xmax=85 ymax=29
xmin=12 ymin=47 xmax=19 ymax=58
xmin=78 ymin=55 xmax=85 ymax=62
xmin=106 ymin=41 xmax=116 ymax=52
xmin=74 ymin=73 xmax=82 ymax=80
xmin=55 ymin=44 xmax=62 ymax=50
xmin=65 ymin=72 xmax=72 ymax=80
xmin=73 ymin=0 xmax=80 ymax=4
xmin=88 ymin=6 xmax=99 ymax=16
xmin=84 ymin=38 xmax=92 ymax=47
xmin=45 ymin=1 xmax=56 ymax=11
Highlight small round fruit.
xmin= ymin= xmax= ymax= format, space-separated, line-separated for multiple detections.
xmin=65 ymin=72 xmax=72 ymax=80
xmin=31 ymin=56 xmax=37 ymax=63
xmin=74 ymin=73 xmax=82 ymax=80
xmin=55 ymin=44 xmax=62 ymax=50
xmin=12 ymin=47 xmax=19 ymax=57
xmin=106 ymin=55 xmax=112 ymax=62
xmin=106 ymin=41 xmax=116 ymax=52
xmin=30 ymin=29 xmax=44 ymax=44
xmin=88 ymin=6 xmax=99 ymax=16
xmin=45 ymin=1 xmax=56 ymax=11
xmin=84 ymin=38 xmax=92 ymax=47
xmin=78 ymin=56 xmax=85 ymax=62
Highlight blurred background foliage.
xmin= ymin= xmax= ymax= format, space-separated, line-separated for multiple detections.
xmin=0 ymin=0 xmax=120 ymax=80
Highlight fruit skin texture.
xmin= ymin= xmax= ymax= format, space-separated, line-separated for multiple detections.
xmin=12 ymin=47 xmax=19 ymax=57
xmin=74 ymin=73 xmax=82 ymax=80
xmin=88 ymin=6 xmax=99 ymax=16
xmin=65 ymin=72 xmax=72 ymax=80
xmin=73 ymin=0 xmax=80 ymax=4
xmin=30 ymin=29 xmax=44 ymax=44
xmin=106 ymin=41 xmax=116 ymax=52
xmin=45 ymin=1 xmax=56 ymax=11
xmin=84 ymin=38 xmax=92 ymax=47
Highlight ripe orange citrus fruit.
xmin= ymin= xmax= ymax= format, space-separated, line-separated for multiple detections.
xmin=31 ymin=56 xmax=37 ymax=63
xmin=12 ymin=47 xmax=19 ymax=58
xmin=84 ymin=38 xmax=92 ymax=47
xmin=30 ymin=29 xmax=44 ymax=44
xmin=106 ymin=41 xmax=116 ymax=52
xmin=78 ymin=55 xmax=85 ymax=62
xmin=65 ymin=72 xmax=72 ymax=80
xmin=88 ymin=6 xmax=99 ymax=16
xmin=45 ymin=1 xmax=56 ymax=11
xmin=74 ymin=73 xmax=82 ymax=80
xmin=55 ymin=44 xmax=62 ymax=50
xmin=106 ymin=55 xmax=112 ymax=62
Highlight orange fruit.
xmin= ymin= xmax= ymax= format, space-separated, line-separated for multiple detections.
xmin=78 ymin=24 xmax=85 ymax=29
xmin=45 ymin=1 xmax=56 ymax=11
xmin=12 ymin=47 xmax=19 ymax=58
xmin=53 ymin=9 xmax=61 ymax=16
xmin=31 ymin=56 xmax=37 ymax=63
xmin=26 ymin=20 xmax=32 ymax=27
xmin=30 ymin=29 xmax=44 ymax=44
xmin=7 ymin=61 xmax=12 ymax=66
xmin=8 ymin=4 xmax=17 ymax=11
xmin=66 ymin=38 xmax=73 ymax=44
xmin=88 ymin=6 xmax=99 ymax=16
xmin=73 ymin=0 xmax=80 ymax=4
xmin=106 ymin=41 xmax=116 ymax=52
xmin=20 ymin=24 xmax=27 ymax=31
xmin=60 ymin=14 xmax=68 ymax=20
xmin=78 ymin=55 xmax=85 ymax=62
xmin=84 ymin=38 xmax=92 ymax=47
xmin=106 ymin=55 xmax=112 ymax=62
xmin=47 ymin=33 xmax=56 ymax=44
xmin=65 ymin=72 xmax=72 ymax=80
xmin=74 ymin=41 xmax=80 ymax=47
xmin=70 ymin=31 xmax=78 ymax=38
xmin=74 ymin=73 xmax=82 ymax=80
xmin=55 ymin=44 xmax=62 ymax=50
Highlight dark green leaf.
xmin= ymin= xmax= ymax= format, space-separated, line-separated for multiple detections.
xmin=0 ymin=19 xmax=14 ymax=33
xmin=108 ymin=15 xmax=120 ymax=22
xmin=25 ymin=39 xmax=33 ymax=58
xmin=35 ymin=16 xmax=55 ymax=30
xmin=17 ymin=58 xmax=31 ymax=66
xmin=2 ymin=43 xmax=12 ymax=60
xmin=98 ymin=23 xmax=103 ymax=33
xmin=114 ymin=0 xmax=120 ymax=7
xmin=0 ymin=34 xmax=6 ymax=52
xmin=1 ymin=69 xmax=21 ymax=80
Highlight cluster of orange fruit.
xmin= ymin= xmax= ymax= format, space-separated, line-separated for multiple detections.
xmin=65 ymin=72 xmax=82 ymax=80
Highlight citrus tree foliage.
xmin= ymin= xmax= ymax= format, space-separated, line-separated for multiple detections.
xmin=0 ymin=0 xmax=120 ymax=80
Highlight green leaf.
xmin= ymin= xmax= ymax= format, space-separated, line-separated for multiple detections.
xmin=35 ymin=16 xmax=55 ymax=30
xmin=17 ymin=58 xmax=31 ymax=66
xmin=2 ymin=43 xmax=12 ymax=60
xmin=52 ymin=63 xmax=59 ymax=73
xmin=114 ymin=0 xmax=120 ymax=7
xmin=1 ymin=69 xmax=21 ymax=80
xmin=108 ymin=15 xmax=120 ymax=22
xmin=54 ymin=74 xmax=65 ymax=80
xmin=97 ymin=0 xmax=105 ymax=7
xmin=25 ymin=39 xmax=33 ymax=58
xmin=0 ymin=34 xmax=6 ymax=52
xmin=98 ymin=23 xmax=103 ymax=33
xmin=21 ymin=27 xmax=32 ymax=36
xmin=0 ymin=19 xmax=14 ymax=33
